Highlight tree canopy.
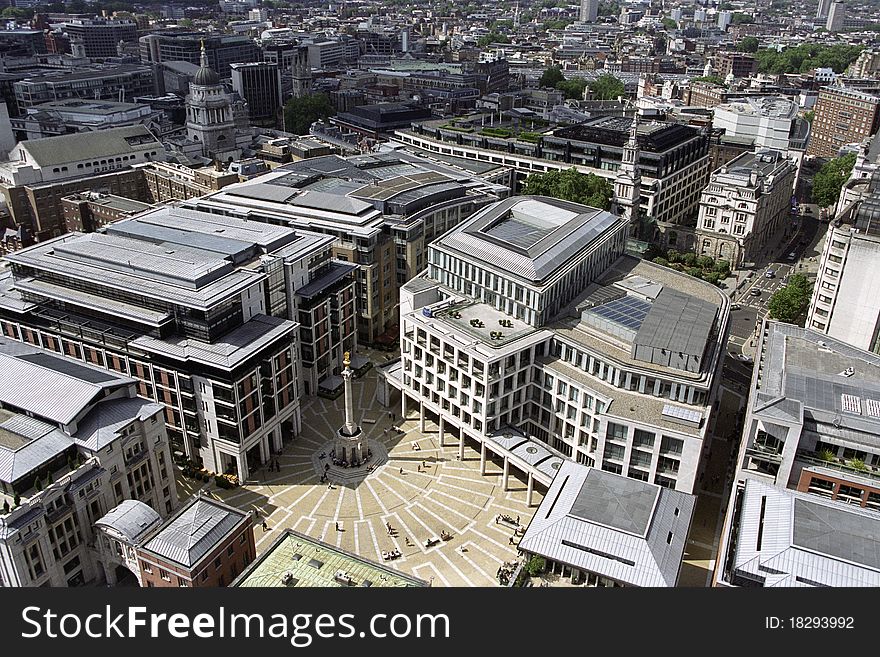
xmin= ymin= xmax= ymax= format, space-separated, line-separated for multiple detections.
xmin=812 ymin=152 xmax=857 ymax=208
xmin=283 ymin=93 xmax=335 ymax=136
xmin=588 ymin=73 xmax=625 ymax=100
xmin=477 ymin=32 xmax=511 ymax=47
xmin=738 ymin=36 xmax=759 ymax=53
xmin=691 ymin=75 xmax=726 ymax=85
xmin=556 ymin=77 xmax=588 ymax=100
xmin=660 ymin=17 xmax=677 ymax=29
xmin=755 ymin=44 xmax=864 ymax=74
xmin=539 ymin=66 xmax=565 ymax=88
xmin=521 ymin=168 xmax=614 ymax=210
xmin=767 ymin=274 xmax=812 ymax=323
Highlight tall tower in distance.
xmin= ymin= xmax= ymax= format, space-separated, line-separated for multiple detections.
xmin=826 ymin=2 xmax=846 ymax=31
xmin=291 ymin=44 xmax=312 ymax=98
xmin=816 ymin=0 xmax=832 ymax=17
xmin=614 ymin=115 xmax=642 ymax=237
xmin=580 ymin=0 xmax=598 ymax=23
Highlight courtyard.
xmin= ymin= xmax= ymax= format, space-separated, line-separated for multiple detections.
xmin=204 ymin=364 xmax=542 ymax=587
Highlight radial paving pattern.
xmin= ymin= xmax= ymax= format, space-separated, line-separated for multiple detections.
xmin=208 ymin=367 xmax=543 ymax=587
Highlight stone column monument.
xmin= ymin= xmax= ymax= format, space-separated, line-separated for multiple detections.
xmin=334 ymin=352 xmax=363 ymax=465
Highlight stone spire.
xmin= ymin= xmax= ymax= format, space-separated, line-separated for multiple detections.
xmin=614 ymin=110 xmax=642 ymax=236
xmin=341 ymin=351 xmax=358 ymax=436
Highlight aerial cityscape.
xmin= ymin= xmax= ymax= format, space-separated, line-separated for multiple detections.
xmin=0 ymin=0 xmax=879 ymax=590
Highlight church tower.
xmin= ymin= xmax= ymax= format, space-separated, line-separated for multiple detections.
xmin=614 ymin=114 xmax=642 ymax=237
xmin=185 ymin=40 xmax=238 ymax=160
xmin=291 ymin=44 xmax=313 ymax=98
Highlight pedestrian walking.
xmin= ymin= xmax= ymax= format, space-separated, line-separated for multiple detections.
xmin=508 ymin=537 xmax=514 ymax=545
xmin=335 ymin=521 xmax=340 ymax=532
xmin=399 ymin=467 xmax=403 ymax=474
xmin=262 ymin=521 xmax=268 ymax=532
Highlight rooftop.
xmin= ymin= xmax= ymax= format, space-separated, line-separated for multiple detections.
xmin=95 ymin=499 xmax=162 ymax=544
xmin=13 ymin=124 xmax=160 ymax=169
xmin=727 ymin=478 xmax=880 ymax=586
xmin=140 ymin=496 xmax=250 ymax=569
xmin=715 ymin=96 xmax=798 ymax=120
xmin=232 ymin=529 xmax=426 ymax=587
xmin=519 ymin=462 xmax=695 ymax=587
xmin=436 ymin=196 xmax=623 ymax=284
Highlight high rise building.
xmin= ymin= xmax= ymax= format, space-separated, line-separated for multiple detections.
xmin=59 ymin=18 xmax=138 ymax=59
xmin=580 ymin=0 xmax=598 ymax=23
xmin=381 ymin=195 xmax=730 ymax=495
xmin=230 ymin=62 xmax=282 ymax=127
xmin=817 ymin=0 xmax=833 ymax=17
xmin=806 ymin=86 xmax=880 ymax=158
xmin=826 ymin=1 xmax=846 ymax=31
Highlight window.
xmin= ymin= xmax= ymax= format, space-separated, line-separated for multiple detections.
xmin=214 ymin=557 xmax=222 ymax=569
xmin=606 ymin=422 xmax=627 ymax=443
xmin=143 ymin=562 xmax=152 ymax=574
xmin=160 ymin=569 xmax=170 ymax=582
xmin=226 ymin=545 xmax=234 ymax=557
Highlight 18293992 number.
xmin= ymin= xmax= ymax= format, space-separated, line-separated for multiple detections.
xmin=790 ymin=617 xmax=854 ymax=629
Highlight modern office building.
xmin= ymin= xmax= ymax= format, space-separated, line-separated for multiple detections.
xmin=12 ymin=65 xmax=156 ymax=110
xmin=0 ymin=206 xmax=351 ymax=481
xmin=807 ymin=86 xmax=880 ymax=158
xmin=233 ymin=529 xmax=427 ymax=587
xmin=0 ymin=30 xmax=47 ymax=57
xmin=695 ymin=148 xmax=796 ymax=266
xmin=715 ymin=478 xmax=880 ymax=587
xmin=380 ymin=195 xmax=730 ymax=495
xmin=807 ymin=190 xmax=880 ymax=350
xmin=230 ymin=62 xmax=282 ymax=127
xmin=0 ymin=338 xmax=179 ymax=587
xmin=713 ymin=97 xmax=803 ymax=151
xmin=519 ymin=461 xmax=695 ymax=586
xmin=185 ymin=150 xmax=510 ymax=344
xmin=395 ymin=116 xmax=711 ymax=245
xmin=56 ymin=19 xmax=138 ymax=59
xmin=826 ymin=1 xmax=846 ymax=31
xmin=817 ymin=0 xmax=833 ymax=18
xmin=579 ymin=0 xmax=599 ymax=23
xmin=139 ymin=33 xmax=263 ymax=78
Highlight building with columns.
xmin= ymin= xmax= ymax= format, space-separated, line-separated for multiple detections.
xmin=0 ymin=206 xmax=350 ymax=481
xmin=0 ymin=339 xmax=179 ymax=587
xmin=614 ymin=116 xmax=642 ymax=237
xmin=185 ymin=42 xmax=242 ymax=161
xmin=379 ymin=196 xmax=730 ymax=498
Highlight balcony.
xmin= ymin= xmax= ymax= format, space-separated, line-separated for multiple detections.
xmin=745 ymin=443 xmax=783 ymax=464
xmin=796 ymin=450 xmax=880 ymax=483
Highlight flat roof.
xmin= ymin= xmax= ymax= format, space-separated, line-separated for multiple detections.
xmin=633 ymin=287 xmax=717 ymax=359
xmin=233 ymin=529 xmax=426 ymax=587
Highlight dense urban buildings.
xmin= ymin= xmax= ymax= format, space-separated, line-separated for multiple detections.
xmin=807 ymin=86 xmax=880 ymax=158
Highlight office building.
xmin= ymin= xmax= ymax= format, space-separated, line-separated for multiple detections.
xmin=696 ymin=149 xmax=796 ymax=266
xmin=0 ymin=339 xmax=179 ymax=587
xmin=185 ymin=150 xmax=509 ymax=344
xmin=826 ymin=2 xmax=846 ymax=31
xmin=715 ymin=52 xmax=757 ymax=80
xmin=60 ymin=191 xmax=153 ymax=233
xmin=396 ymin=116 xmax=711 ymax=243
xmin=713 ymin=97 xmax=803 ymax=151
xmin=381 ymin=195 xmax=730 ymax=495
xmin=0 ymin=30 xmax=47 ymax=57
xmin=57 ymin=19 xmax=138 ymax=59
xmin=807 ymin=86 xmax=880 ymax=158
xmin=139 ymin=33 xmax=263 ymax=78
xmin=519 ymin=462 xmax=695 ymax=586
xmin=13 ymin=65 xmax=156 ymax=110
xmin=717 ymin=10 xmax=732 ymax=30
xmin=138 ymin=161 xmax=240 ymax=204
xmin=807 ymin=190 xmax=880 ymax=350
xmin=716 ymin=478 xmax=880 ymax=587
xmin=817 ymin=0 xmax=833 ymax=17
xmin=0 ymin=206 xmax=350 ymax=481
xmin=580 ymin=0 xmax=599 ymax=23
xmin=230 ymin=62 xmax=282 ymax=127
xmin=233 ymin=529 xmax=426 ymax=587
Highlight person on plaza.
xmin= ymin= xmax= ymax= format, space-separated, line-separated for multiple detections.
xmin=262 ymin=521 xmax=268 ymax=532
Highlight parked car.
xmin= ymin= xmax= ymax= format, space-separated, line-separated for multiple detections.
xmin=750 ymin=288 xmax=762 ymax=297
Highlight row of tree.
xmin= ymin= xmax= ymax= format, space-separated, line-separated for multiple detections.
xmin=754 ymin=44 xmax=864 ymax=74
xmin=539 ymin=68 xmax=625 ymax=100
xmin=812 ymin=152 xmax=857 ymax=209
xmin=520 ymin=168 xmax=614 ymax=210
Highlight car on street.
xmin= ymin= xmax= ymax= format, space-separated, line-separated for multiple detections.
xmin=736 ymin=354 xmax=753 ymax=363
xmin=731 ymin=303 xmax=741 ymax=311
xmin=764 ymin=270 xmax=775 ymax=278
xmin=787 ymin=252 xmax=797 ymax=260
xmin=750 ymin=288 xmax=762 ymax=297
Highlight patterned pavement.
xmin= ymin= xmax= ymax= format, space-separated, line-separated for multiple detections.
xmin=204 ymin=366 xmax=542 ymax=587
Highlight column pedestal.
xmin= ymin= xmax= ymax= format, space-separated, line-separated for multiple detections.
xmin=527 ymin=472 xmax=534 ymax=507
xmin=502 ymin=456 xmax=510 ymax=491
xmin=480 ymin=442 xmax=487 ymax=476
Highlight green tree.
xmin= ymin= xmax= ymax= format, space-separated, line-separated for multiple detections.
xmin=283 ymin=93 xmax=335 ymax=136
xmin=738 ymin=36 xmax=759 ymax=53
xmin=691 ymin=75 xmax=726 ymax=85
xmin=555 ymin=77 xmax=588 ymax=100
xmin=652 ymin=257 xmax=669 ymax=266
xmin=588 ymin=73 xmax=625 ymax=100
xmin=1 ymin=7 xmax=33 ymax=19
xmin=812 ymin=152 xmax=857 ymax=208
xmin=768 ymin=276 xmax=813 ymax=323
xmin=525 ymin=555 xmax=546 ymax=576
xmin=803 ymin=110 xmax=814 ymax=124
xmin=521 ymin=168 xmax=614 ymax=209
xmin=540 ymin=66 xmax=564 ymax=88
xmin=731 ymin=12 xmax=754 ymax=24
xmin=682 ymin=252 xmax=698 ymax=266
xmin=661 ymin=17 xmax=677 ymax=29
xmin=34 ymin=476 xmax=42 ymax=492
xmin=477 ymin=32 xmax=511 ymax=47
xmin=666 ymin=249 xmax=680 ymax=263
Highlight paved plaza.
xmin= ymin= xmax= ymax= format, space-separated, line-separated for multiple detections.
xmin=205 ymin=364 xmax=542 ymax=587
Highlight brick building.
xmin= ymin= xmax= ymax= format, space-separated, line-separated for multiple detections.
xmin=61 ymin=192 xmax=153 ymax=233
xmin=806 ymin=86 xmax=880 ymax=158
xmin=715 ymin=52 xmax=757 ymax=80
xmin=136 ymin=496 xmax=254 ymax=587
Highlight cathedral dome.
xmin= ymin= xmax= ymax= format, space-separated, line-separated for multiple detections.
xmin=193 ymin=64 xmax=220 ymax=86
